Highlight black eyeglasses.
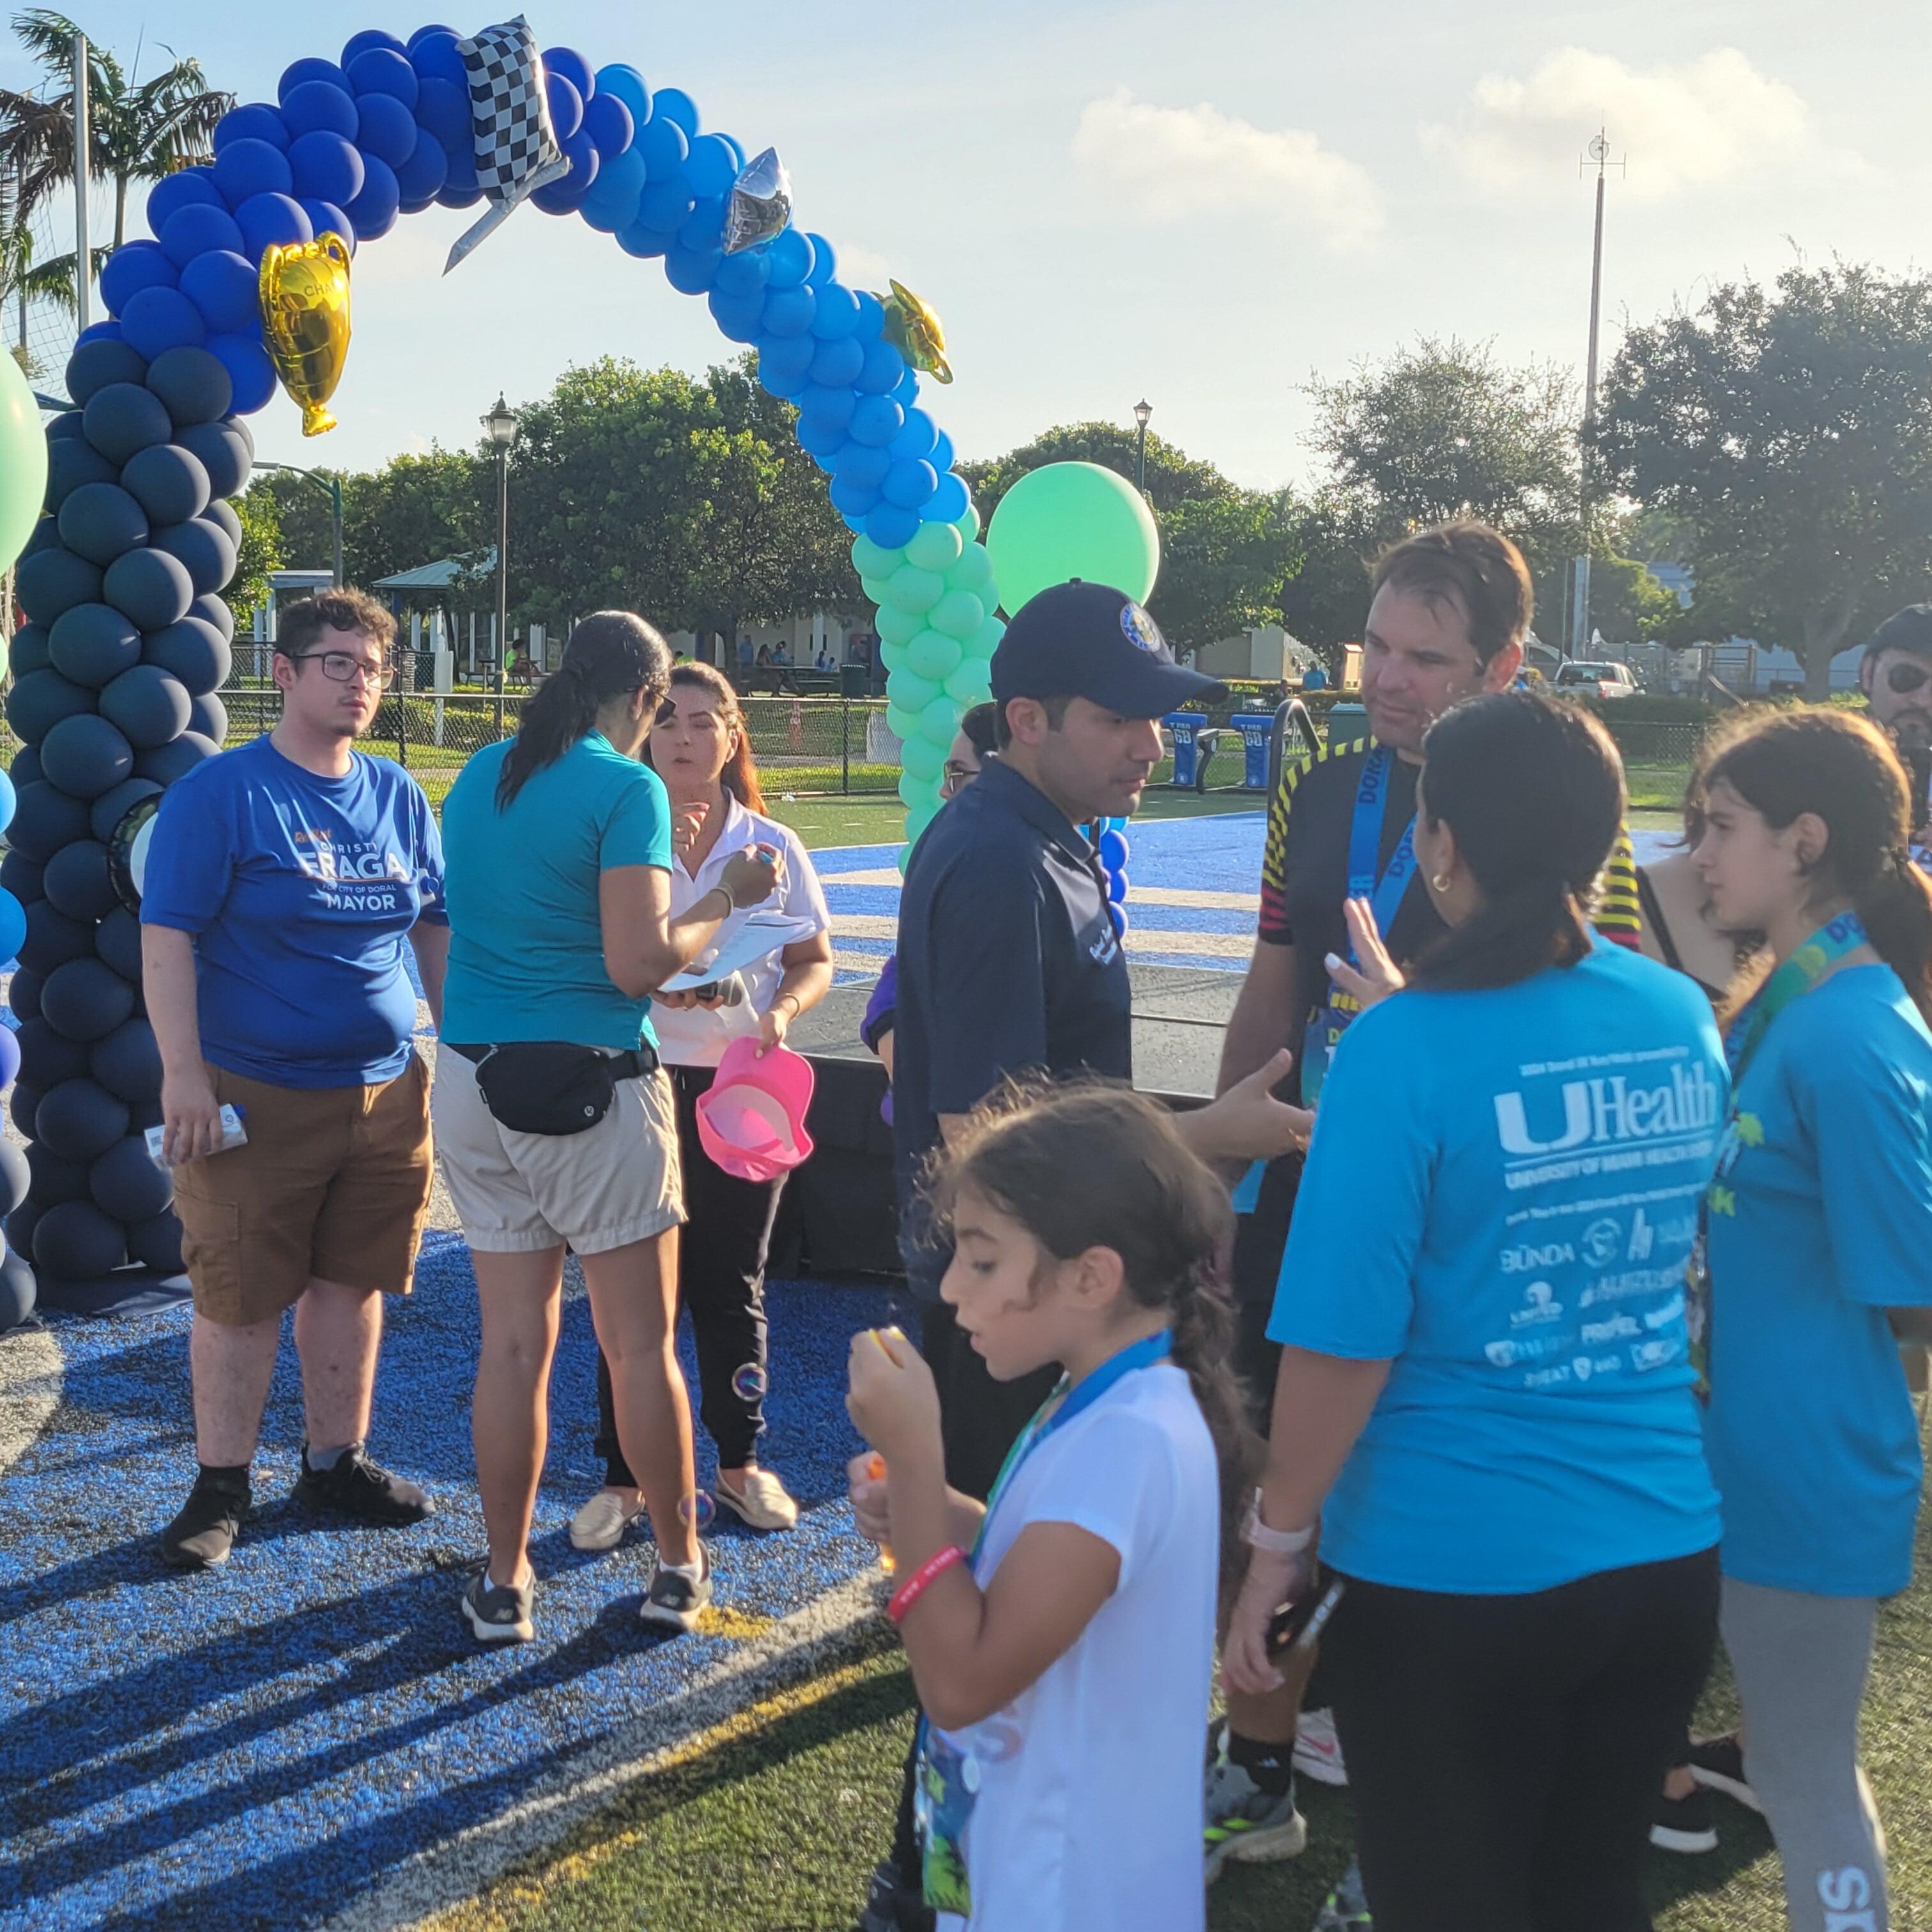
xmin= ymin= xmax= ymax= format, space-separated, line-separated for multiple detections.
xmin=294 ymin=650 xmax=395 ymax=689
xmin=1887 ymin=661 xmax=1932 ymax=696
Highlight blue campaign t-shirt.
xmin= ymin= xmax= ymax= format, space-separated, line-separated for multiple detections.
xmin=140 ymin=733 xmax=445 ymax=1089
xmin=440 ymin=732 xmax=674 ymax=1052
xmin=1704 ymin=964 xmax=1932 ymax=1598
xmin=1269 ymin=940 xmax=1726 ymax=1595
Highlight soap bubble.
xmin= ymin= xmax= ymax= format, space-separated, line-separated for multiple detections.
xmin=732 ymin=1361 xmax=769 ymax=1402
xmin=677 ymin=1491 xmax=716 ymax=1531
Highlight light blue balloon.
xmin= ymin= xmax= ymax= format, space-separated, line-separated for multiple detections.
xmin=0 ymin=888 xmax=24 ymax=969
xmin=0 ymin=767 xmax=16 ymax=839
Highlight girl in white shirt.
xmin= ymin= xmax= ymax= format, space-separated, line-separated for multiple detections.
xmin=571 ymin=664 xmax=834 ymax=1545
xmin=846 ymin=1082 xmax=1254 ymax=1932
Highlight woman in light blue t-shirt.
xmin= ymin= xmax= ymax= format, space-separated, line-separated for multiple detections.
xmin=436 ymin=613 xmax=779 ymax=1645
xmin=1223 ymin=693 xmax=1726 ymax=1932
xmin=1682 ymin=707 xmax=1932 ymax=1932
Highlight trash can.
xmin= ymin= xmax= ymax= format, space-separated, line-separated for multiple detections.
xmin=1234 ymin=713 xmax=1275 ymax=788
xmin=1165 ymin=712 xmax=1206 ymax=788
xmin=839 ymin=663 xmax=868 ymax=698
xmin=1326 ymin=701 xmax=1371 ymax=755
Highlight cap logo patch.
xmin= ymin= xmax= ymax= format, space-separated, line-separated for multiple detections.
xmin=1121 ymin=602 xmax=1163 ymax=654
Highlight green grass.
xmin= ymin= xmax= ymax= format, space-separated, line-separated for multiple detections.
xmin=428 ymin=1501 xmax=1932 ymax=1932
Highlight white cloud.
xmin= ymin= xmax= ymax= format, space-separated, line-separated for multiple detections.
xmin=1424 ymin=47 xmax=1849 ymax=201
xmin=1071 ymin=88 xmax=1382 ymax=247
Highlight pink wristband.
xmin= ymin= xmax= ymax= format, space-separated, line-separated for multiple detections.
xmin=887 ymin=1544 xmax=967 ymax=1625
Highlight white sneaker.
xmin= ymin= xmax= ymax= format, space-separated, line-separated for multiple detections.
xmin=1291 ymin=1708 xmax=1347 ymax=1788
xmin=569 ymin=1487 xmax=644 ymax=1551
xmin=711 ymin=1466 xmax=799 ymax=1531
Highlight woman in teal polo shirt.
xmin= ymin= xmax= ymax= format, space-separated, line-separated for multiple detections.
xmin=1685 ymin=708 xmax=1932 ymax=1932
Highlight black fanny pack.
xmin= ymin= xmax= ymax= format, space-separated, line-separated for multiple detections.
xmin=446 ymin=1039 xmax=659 ymax=1135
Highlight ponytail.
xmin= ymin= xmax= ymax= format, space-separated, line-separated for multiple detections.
xmin=1410 ymin=875 xmax=1594 ymax=993
xmin=496 ymin=611 xmax=671 ymax=809
xmin=1857 ymin=847 xmax=1932 ymax=1025
xmin=925 ymin=1078 xmax=1261 ymax=1600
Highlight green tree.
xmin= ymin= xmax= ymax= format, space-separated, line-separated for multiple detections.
xmin=1275 ymin=492 xmax=1373 ymax=662
xmin=344 ymin=448 xmax=487 ymax=588
xmin=226 ymin=483 xmax=280 ymax=630
xmin=1593 ymin=262 xmax=1932 ymax=696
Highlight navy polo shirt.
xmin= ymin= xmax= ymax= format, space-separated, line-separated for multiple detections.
xmin=892 ymin=758 xmax=1132 ymax=1296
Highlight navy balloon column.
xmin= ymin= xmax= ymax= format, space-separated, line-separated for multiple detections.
xmin=10 ymin=20 xmax=991 ymax=1307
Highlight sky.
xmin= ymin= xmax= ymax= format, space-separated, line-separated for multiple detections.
xmin=6 ymin=1 xmax=1930 ymax=496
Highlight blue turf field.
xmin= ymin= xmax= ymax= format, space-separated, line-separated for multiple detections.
xmin=0 ymin=1240 xmax=908 ymax=1931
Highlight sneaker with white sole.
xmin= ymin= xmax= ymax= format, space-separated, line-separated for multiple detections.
xmin=1687 ymin=1734 xmax=1760 ymax=1813
xmin=1204 ymin=1724 xmax=1307 ymax=1882
xmin=1651 ymin=1782 xmax=1719 ymax=1854
xmin=640 ymin=1545 xmax=712 ymax=1631
xmin=1312 ymin=1859 xmax=1372 ymax=1929
xmin=569 ymin=1487 xmax=644 ymax=1552
xmin=462 ymin=1564 xmax=536 ymax=1644
xmin=1292 ymin=1706 xmax=1348 ymax=1788
xmin=712 ymin=1466 xmax=799 ymax=1531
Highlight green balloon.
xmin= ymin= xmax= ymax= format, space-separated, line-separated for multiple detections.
xmin=887 ymin=666 xmax=940 ymax=714
xmin=953 ymin=502 xmax=982 ymax=544
xmin=861 ymin=572 xmax=896 ymax=608
xmin=905 ymin=518 xmax=964 ymax=574
xmin=906 ymin=627 xmax=963 ymax=682
xmin=962 ymin=615 xmax=1005 ymax=663
xmin=886 ymin=564 xmax=946 ymax=616
xmin=944 ymin=655 xmax=993 ymax=705
xmin=900 ymin=732 xmax=944 ymax=781
xmin=946 ymin=542 xmax=996 ymax=599
xmin=985 ymin=461 xmax=1160 ymax=616
xmin=852 ymin=532 xmax=906 ymax=579
xmin=887 ymin=701 xmax=923 ymax=742
xmin=875 ymin=601 xmax=924 ymax=648
xmin=879 ymin=636 xmax=907 ymax=675
xmin=919 ymin=694 xmax=962 ymax=749
xmin=928 ymin=589 xmax=985 ymax=641
xmin=0 ymin=350 xmax=48 ymax=577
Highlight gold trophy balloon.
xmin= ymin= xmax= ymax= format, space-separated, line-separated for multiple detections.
xmin=259 ymin=233 xmax=353 ymax=436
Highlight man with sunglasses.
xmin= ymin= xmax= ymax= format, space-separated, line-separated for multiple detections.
xmin=142 ymin=589 xmax=450 ymax=1571
xmin=1860 ymin=606 xmax=1932 ymax=844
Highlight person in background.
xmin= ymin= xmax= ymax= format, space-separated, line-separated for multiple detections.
xmin=816 ymin=644 xmax=836 ymax=673
xmin=862 ymin=703 xmax=999 ymax=1088
xmin=847 ymin=1083 xmax=1254 ymax=1932
xmin=1683 ymin=708 xmax=1932 ymax=1932
xmin=1225 ymin=692 xmax=1725 ymax=1932
xmin=571 ymin=664 xmax=832 ymax=1544
xmin=1301 ymin=662 xmax=1328 ymax=693
xmin=143 ymin=588 xmax=447 ymax=1572
xmin=1859 ymin=604 xmax=1932 ymax=838
xmin=436 ymin=613 xmax=781 ymax=1642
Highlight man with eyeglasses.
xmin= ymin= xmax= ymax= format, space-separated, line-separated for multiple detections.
xmin=1859 ymin=605 xmax=1932 ymax=846
xmin=141 ymin=589 xmax=450 ymax=1571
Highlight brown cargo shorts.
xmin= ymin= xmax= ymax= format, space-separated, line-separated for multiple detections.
xmin=172 ymin=1054 xmax=434 ymax=1326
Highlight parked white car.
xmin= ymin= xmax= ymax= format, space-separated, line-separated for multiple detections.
xmin=1555 ymin=660 xmax=1639 ymax=699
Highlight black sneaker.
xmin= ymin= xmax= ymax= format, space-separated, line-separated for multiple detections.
xmin=1651 ymin=1782 xmax=1720 ymax=1853
xmin=853 ymin=1857 xmax=935 ymax=1932
xmin=295 ymin=1443 xmax=434 ymax=1525
xmin=1687 ymin=1734 xmax=1761 ymax=1813
xmin=640 ymin=1545 xmax=712 ymax=1631
xmin=462 ymin=1564 xmax=536 ymax=1644
xmin=158 ymin=1468 xmax=252 ymax=1570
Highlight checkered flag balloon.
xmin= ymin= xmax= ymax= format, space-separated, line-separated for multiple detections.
xmin=444 ymin=15 xmax=570 ymax=274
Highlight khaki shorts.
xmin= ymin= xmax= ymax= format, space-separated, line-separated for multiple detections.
xmin=431 ymin=1049 xmax=684 ymax=1255
xmin=174 ymin=1055 xmax=434 ymax=1327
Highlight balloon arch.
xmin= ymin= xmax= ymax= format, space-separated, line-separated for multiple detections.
xmin=3 ymin=19 xmax=1158 ymax=1306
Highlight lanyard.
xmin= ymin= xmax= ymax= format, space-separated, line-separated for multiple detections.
xmin=1721 ymin=911 xmax=1868 ymax=1082
xmin=1345 ymin=746 xmax=1418 ymax=957
xmin=974 ymin=1330 xmax=1172 ymax=1556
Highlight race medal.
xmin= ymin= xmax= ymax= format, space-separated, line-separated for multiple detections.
xmin=1300 ymin=1001 xmax=1351 ymax=1106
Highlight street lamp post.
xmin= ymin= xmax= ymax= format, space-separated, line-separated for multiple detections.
xmin=1133 ymin=398 xmax=1152 ymax=496
xmin=484 ymin=392 xmax=518 ymax=735
xmin=254 ymin=461 xmax=344 ymax=588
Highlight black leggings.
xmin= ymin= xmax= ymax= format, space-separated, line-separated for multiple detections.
xmin=596 ymin=1064 xmax=784 ymax=1476
xmin=1324 ymin=1547 xmax=1720 ymax=1932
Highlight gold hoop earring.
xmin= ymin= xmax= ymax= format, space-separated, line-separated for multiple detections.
xmin=1430 ymin=872 xmax=1453 ymax=893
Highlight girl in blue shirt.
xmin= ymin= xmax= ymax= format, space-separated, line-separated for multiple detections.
xmin=1684 ymin=708 xmax=1932 ymax=1932
xmin=1223 ymin=692 xmax=1726 ymax=1932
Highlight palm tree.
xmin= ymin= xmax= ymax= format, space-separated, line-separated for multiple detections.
xmin=0 ymin=9 xmax=232 ymax=278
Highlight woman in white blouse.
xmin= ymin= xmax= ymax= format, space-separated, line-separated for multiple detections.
xmin=572 ymin=663 xmax=834 ymax=1543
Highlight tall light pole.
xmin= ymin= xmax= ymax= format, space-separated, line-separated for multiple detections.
xmin=484 ymin=392 xmax=518 ymax=734
xmin=1571 ymin=128 xmax=1621 ymax=659
xmin=254 ymin=460 xmax=343 ymax=588
xmin=70 ymin=31 xmax=89 ymax=334
xmin=1133 ymin=397 xmax=1152 ymax=496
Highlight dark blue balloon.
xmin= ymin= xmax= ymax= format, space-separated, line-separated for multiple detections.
xmin=99 ymin=240 xmax=176 ymax=318
xmin=296 ymin=199 xmax=351 ymax=251
xmin=714 ymin=249 xmax=770 ymax=299
xmin=90 ymin=1131 xmax=172 ymax=1222
xmin=15 ymin=550 xmax=102 ymax=629
xmin=119 ymin=284 xmax=206 ymax=361
xmin=595 ymin=63 xmax=650 ymax=123
xmin=756 ymin=332 xmax=816 ymax=382
xmin=664 ymin=245 xmax=721 ymax=295
xmin=765 ymin=228 xmax=814 ymax=290
xmin=58 ymin=482 xmax=148 ymax=565
xmin=345 ymin=155 xmax=400 ymax=238
xmin=145 ymin=168 xmax=223 ymax=236
xmin=354 ymin=89 xmax=417 ymax=169
xmin=80 ymin=384 xmax=173 ymax=467
xmin=630 ymin=112 xmax=684 ymax=178
xmin=49 ymin=602 xmax=141 ymax=687
xmin=762 ymin=284 xmax=815 ymax=338
xmin=830 ymin=475 xmax=882 ymax=521
xmin=206 ymin=334 xmax=275 ymax=421
xmin=104 ymin=547 xmax=194 ymax=631
xmin=866 ymin=503 xmax=921 ymax=549
xmin=636 ymin=178 xmax=693 ymax=232
xmin=342 ymin=28 xmax=406 ymax=66
xmin=800 ymin=385 xmax=858 ymax=435
xmin=804 ymin=234 xmax=838 ymax=287
xmin=532 ymin=152 xmax=596 ymax=217
xmin=289 ymin=130 xmax=365 ymax=207
xmin=211 ymin=137 xmax=294 ymax=210
xmin=415 ymin=75 xmax=470 ymax=150
xmin=45 ymin=438 xmax=118 ymax=510
xmin=794 ymin=415 xmax=847 ymax=459
xmin=190 ymin=591 xmax=236 ymax=641
xmin=408 ymin=25 xmax=464 ymax=71
xmin=119 ymin=444 xmax=210 ymax=528
xmin=543 ymin=47 xmax=595 ymax=99
xmin=809 ymin=283 xmax=862 ymax=341
xmin=92 ymin=1013 xmax=166 ymax=1105
xmin=282 ymin=79 xmax=360 ymax=142
xmin=213 ymin=102 xmax=290 ymax=153
xmin=883 ymin=458 xmax=939 ymax=510
xmin=855 ymin=336 xmax=907 ymax=395
xmin=279 ymin=57 xmax=350 ymax=103
xmin=924 ymin=473 xmax=971 ymax=524
xmin=546 ymin=73 xmax=583 ymax=144
xmin=178 ymin=421 xmax=250 ymax=500
xmin=201 ymin=496 xmax=241 ymax=546
xmin=394 ymin=128 xmax=449 ymax=210
xmin=152 ymin=518 xmax=236 ymax=597
xmin=144 ymin=616 xmax=230 ymax=694
xmin=348 ymin=46 xmax=418 ymax=109
xmin=755 ymin=355 xmax=809 ymax=401
xmin=74 ymin=319 xmax=124 ymax=347
xmin=234 ymin=191 xmax=312 ymax=261
xmin=40 ymin=713 xmax=134 ymax=801
xmin=66 ymin=336 xmax=148 ymax=406
xmin=178 ymin=249 xmax=257 ymax=335
xmin=834 ymin=440 xmax=892 ymax=491
xmin=135 ymin=729 xmax=220 ymax=786
xmin=157 ymin=201 xmax=245 ymax=270
xmin=146 ymin=345 xmax=233 ymax=427
xmin=652 ymin=88 xmax=699 ymax=137
xmin=850 ymin=395 xmax=905 ymax=448
xmin=809 ymin=335 xmax=866 ymax=388
xmin=436 ymin=179 xmax=482 ymax=211
xmin=684 ymin=133 xmax=738 ymax=199
xmin=707 ymin=288 xmax=765 ymax=341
